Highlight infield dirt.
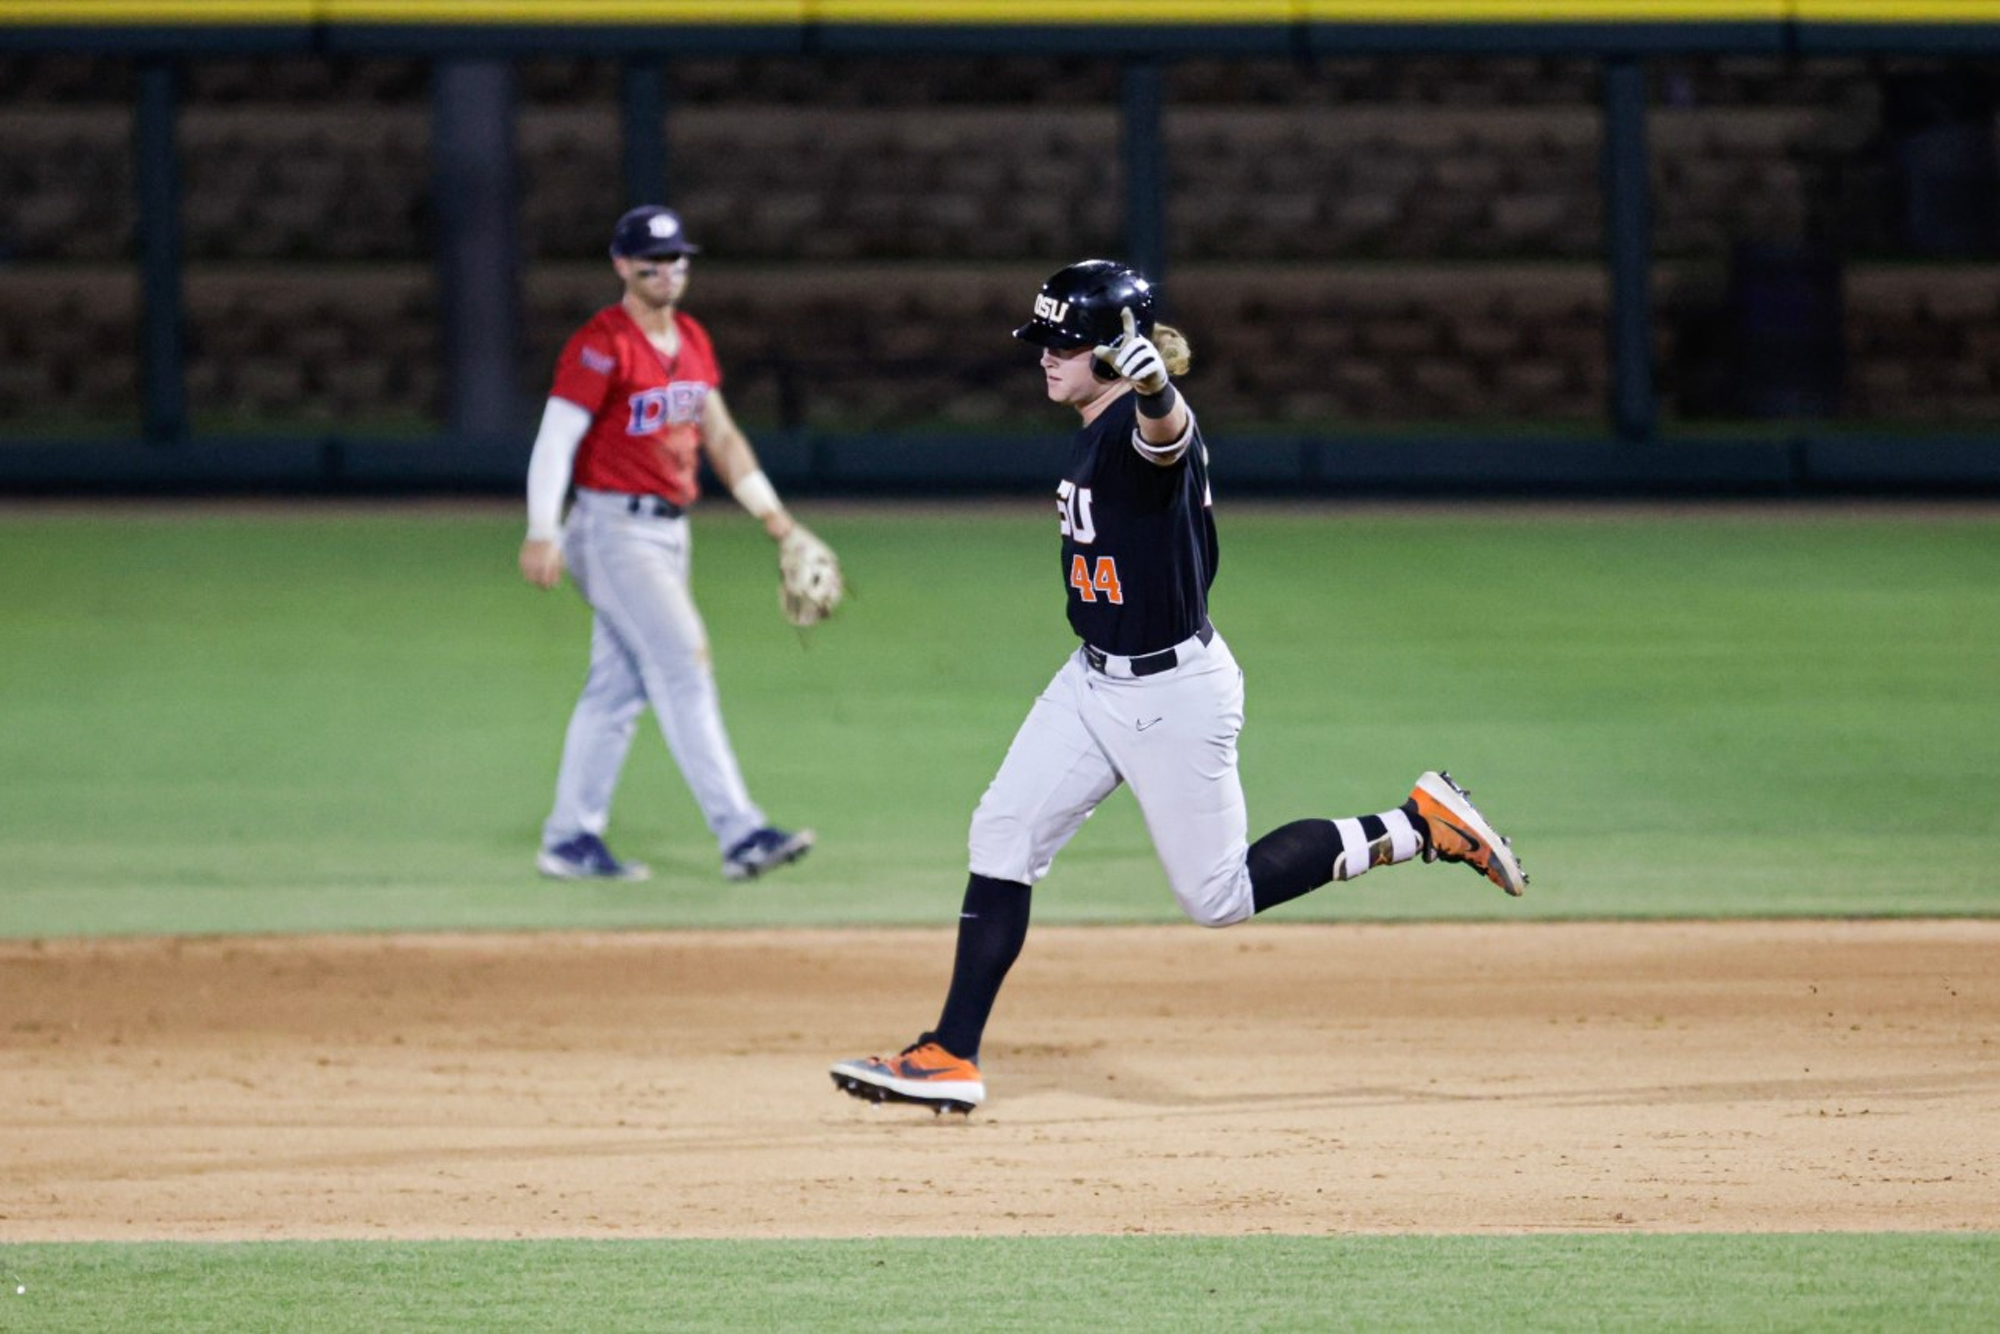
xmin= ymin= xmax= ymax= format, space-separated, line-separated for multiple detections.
xmin=4 ymin=921 xmax=1996 ymax=1240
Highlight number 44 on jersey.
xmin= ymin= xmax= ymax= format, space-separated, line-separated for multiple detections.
xmin=1057 ymin=480 xmax=1124 ymax=604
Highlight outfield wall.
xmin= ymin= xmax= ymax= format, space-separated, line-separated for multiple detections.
xmin=5 ymin=1 xmax=1998 ymax=51
xmin=1 ymin=2 xmax=1995 ymax=494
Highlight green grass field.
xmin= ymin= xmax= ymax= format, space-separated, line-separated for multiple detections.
xmin=4 ymin=1234 xmax=1997 ymax=1332
xmin=3 ymin=503 xmax=1995 ymax=934
xmin=3 ymin=501 xmax=1996 ymax=1330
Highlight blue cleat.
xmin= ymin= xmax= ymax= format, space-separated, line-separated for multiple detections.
xmin=722 ymin=826 xmax=815 ymax=881
xmin=537 ymin=832 xmax=651 ymax=882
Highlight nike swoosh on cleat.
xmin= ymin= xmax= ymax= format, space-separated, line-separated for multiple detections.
xmin=1436 ymin=816 xmax=1484 ymax=857
xmin=896 ymin=1063 xmax=961 ymax=1079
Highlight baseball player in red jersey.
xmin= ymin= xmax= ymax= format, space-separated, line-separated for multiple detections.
xmin=830 ymin=260 xmax=1527 ymax=1114
xmin=519 ymin=205 xmax=824 ymax=883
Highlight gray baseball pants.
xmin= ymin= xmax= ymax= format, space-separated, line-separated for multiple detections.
xmin=541 ymin=487 xmax=765 ymax=855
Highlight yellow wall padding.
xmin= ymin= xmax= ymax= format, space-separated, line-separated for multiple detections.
xmin=0 ymin=0 xmax=1988 ymax=28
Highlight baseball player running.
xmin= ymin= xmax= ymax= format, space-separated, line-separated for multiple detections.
xmin=832 ymin=259 xmax=1527 ymax=1113
xmin=520 ymin=205 xmax=825 ymax=883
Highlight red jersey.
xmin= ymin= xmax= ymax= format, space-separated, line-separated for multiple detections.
xmin=548 ymin=304 xmax=723 ymax=505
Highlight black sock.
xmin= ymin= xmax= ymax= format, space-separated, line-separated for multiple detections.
xmin=930 ymin=874 xmax=1031 ymax=1062
xmin=1400 ymin=799 xmax=1432 ymax=854
xmin=1248 ymin=818 xmax=1346 ymax=913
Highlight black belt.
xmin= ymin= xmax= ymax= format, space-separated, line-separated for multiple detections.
xmin=1084 ymin=619 xmax=1214 ymax=678
xmin=625 ymin=495 xmax=685 ymax=518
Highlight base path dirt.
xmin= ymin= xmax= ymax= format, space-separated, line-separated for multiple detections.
xmin=4 ymin=921 xmax=1996 ymax=1241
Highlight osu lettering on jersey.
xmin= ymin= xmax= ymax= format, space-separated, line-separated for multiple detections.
xmin=549 ymin=305 xmax=722 ymax=506
xmin=1058 ymin=394 xmax=1218 ymax=657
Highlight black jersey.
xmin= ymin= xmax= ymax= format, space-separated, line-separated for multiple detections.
xmin=1057 ymin=393 xmax=1219 ymax=656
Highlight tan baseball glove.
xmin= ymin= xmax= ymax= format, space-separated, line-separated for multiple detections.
xmin=778 ymin=524 xmax=844 ymax=627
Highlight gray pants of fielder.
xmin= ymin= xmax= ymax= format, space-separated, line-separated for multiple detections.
xmin=542 ymin=488 xmax=765 ymax=855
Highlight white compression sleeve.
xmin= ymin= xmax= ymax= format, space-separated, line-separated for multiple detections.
xmin=525 ymin=397 xmax=592 ymax=541
xmin=729 ymin=468 xmax=782 ymax=520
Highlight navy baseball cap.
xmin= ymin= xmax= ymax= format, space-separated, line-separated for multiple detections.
xmin=609 ymin=206 xmax=702 ymax=259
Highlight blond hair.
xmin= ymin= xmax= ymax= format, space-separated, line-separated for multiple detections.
xmin=1153 ymin=322 xmax=1192 ymax=378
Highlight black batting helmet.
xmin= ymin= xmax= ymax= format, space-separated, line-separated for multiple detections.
xmin=1012 ymin=259 xmax=1157 ymax=351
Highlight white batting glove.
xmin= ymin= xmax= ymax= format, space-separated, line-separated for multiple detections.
xmin=1093 ymin=306 xmax=1169 ymax=395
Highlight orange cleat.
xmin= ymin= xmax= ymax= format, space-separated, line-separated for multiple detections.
xmin=830 ymin=1039 xmax=985 ymax=1114
xmin=1407 ymin=770 xmax=1528 ymax=897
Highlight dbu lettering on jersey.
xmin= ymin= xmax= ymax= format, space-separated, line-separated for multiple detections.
xmin=1033 ymin=294 xmax=1070 ymax=324
xmin=626 ymin=382 xmax=708 ymax=434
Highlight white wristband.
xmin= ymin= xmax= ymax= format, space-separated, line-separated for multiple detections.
xmin=731 ymin=468 xmax=782 ymax=520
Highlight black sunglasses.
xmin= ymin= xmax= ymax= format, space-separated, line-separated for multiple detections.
xmin=633 ymin=253 xmax=690 ymax=275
